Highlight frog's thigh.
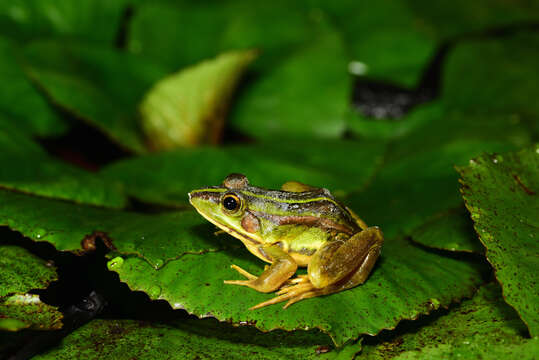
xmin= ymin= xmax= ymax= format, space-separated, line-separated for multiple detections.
xmin=308 ymin=227 xmax=383 ymax=289
xmin=225 ymin=244 xmax=297 ymax=293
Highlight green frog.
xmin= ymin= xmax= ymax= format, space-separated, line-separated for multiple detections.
xmin=188 ymin=174 xmax=383 ymax=310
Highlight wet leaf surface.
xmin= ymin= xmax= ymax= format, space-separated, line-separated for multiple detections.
xmin=0 ymin=244 xmax=57 ymax=298
xmin=0 ymin=123 xmax=126 ymax=208
xmin=0 ymin=37 xmax=67 ymax=137
xmin=410 ymin=207 xmax=483 ymax=253
xmin=23 ymin=40 xmax=168 ymax=153
xmin=109 ymin=236 xmax=486 ymax=346
xmin=0 ymin=189 xmax=219 ymax=268
xmin=34 ymin=317 xmax=362 ymax=360
xmin=100 ymin=139 xmax=386 ymax=207
xmin=141 ymin=50 xmax=256 ymax=150
xmin=361 ymin=283 xmax=538 ymax=359
xmin=457 ymin=145 xmax=539 ymax=336
xmin=0 ymin=294 xmax=62 ymax=331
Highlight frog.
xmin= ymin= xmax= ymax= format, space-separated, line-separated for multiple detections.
xmin=188 ymin=173 xmax=384 ymax=310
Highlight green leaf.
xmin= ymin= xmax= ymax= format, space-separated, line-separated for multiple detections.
xmin=361 ymin=283 xmax=538 ymax=359
xmin=409 ymin=207 xmax=483 ymax=253
xmin=100 ymin=139 xmax=386 ymax=207
xmin=443 ymin=33 xmax=539 ymax=122
xmin=0 ymin=294 xmax=62 ymax=331
xmin=0 ymin=189 xmax=219 ymax=268
xmin=0 ymin=245 xmax=57 ymax=298
xmin=0 ymin=0 xmax=130 ymax=44
xmin=109 ymin=236 xmax=485 ymax=346
xmin=316 ymin=0 xmax=436 ymax=87
xmin=23 ymin=40 xmax=168 ymax=153
xmin=230 ymin=20 xmax=349 ymax=140
xmin=140 ymin=50 xmax=257 ymax=150
xmin=457 ymin=144 xmax=539 ymax=337
xmin=408 ymin=0 xmax=539 ymax=39
xmin=128 ymin=1 xmax=313 ymax=72
xmin=0 ymin=243 xmax=61 ymax=332
xmin=347 ymin=140 xmax=519 ymax=240
xmin=0 ymin=37 xmax=66 ymax=137
xmin=33 ymin=317 xmax=362 ymax=360
xmin=0 ymin=123 xmax=127 ymax=208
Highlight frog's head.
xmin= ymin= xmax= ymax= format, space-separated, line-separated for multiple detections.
xmin=188 ymin=174 xmax=264 ymax=244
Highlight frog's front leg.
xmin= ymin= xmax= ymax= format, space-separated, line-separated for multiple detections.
xmin=224 ymin=244 xmax=297 ymax=293
xmin=251 ymin=227 xmax=383 ymax=309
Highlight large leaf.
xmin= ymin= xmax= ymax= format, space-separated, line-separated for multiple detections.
xmin=140 ymin=50 xmax=256 ymax=150
xmin=361 ymin=283 xmax=538 ymax=359
xmin=0 ymin=37 xmax=66 ymax=136
xmin=443 ymin=33 xmax=539 ymax=123
xmin=128 ymin=1 xmax=313 ymax=72
xmin=409 ymin=207 xmax=483 ymax=253
xmin=0 ymin=244 xmax=57 ymax=298
xmin=100 ymin=139 xmax=386 ymax=207
xmin=33 ymin=317 xmax=362 ymax=360
xmin=229 ymin=20 xmax=349 ymax=140
xmin=109 ymin=235 xmax=485 ymax=346
xmin=23 ymin=40 xmax=168 ymax=153
xmin=0 ymin=294 xmax=62 ymax=332
xmin=457 ymin=145 xmax=539 ymax=336
xmin=0 ymin=0 xmax=129 ymax=44
xmin=0 ymin=123 xmax=126 ymax=208
xmin=346 ymin=140 xmax=519 ymax=239
xmin=317 ymin=0 xmax=435 ymax=87
xmin=0 ymin=189 xmax=220 ymax=268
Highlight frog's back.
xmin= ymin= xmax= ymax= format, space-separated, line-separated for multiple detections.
xmin=238 ymin=186 xmax=360 ymax=235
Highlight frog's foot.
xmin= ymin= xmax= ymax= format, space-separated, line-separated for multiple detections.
xmin=249 ymin=281 xmax=326 ymax=310
xmin=284 ymin=274 xmax=309 ymax=286
xmin=223 ymin=264 xmax=257 ymax=286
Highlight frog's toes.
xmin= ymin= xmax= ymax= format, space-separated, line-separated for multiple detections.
xmin=284 ymin=274 xmax=309 ymax=286
xmin=249 ymin=282 xmax=316 ymax=310
xmin=229 ymin=264 xmax=257 ymax=280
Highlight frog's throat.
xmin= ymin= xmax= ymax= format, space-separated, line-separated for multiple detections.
xmin=194 ymin=209 xmax=261 ymax=245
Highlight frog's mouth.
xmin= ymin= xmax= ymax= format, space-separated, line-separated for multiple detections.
xmin=191 ymin=205 xmax=262 ymax=246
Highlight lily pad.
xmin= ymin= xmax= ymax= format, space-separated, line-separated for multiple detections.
xmin=108 ymin=236 xmax=485 ymax=346
xmin=409 ymin=207 xmax=483 ymax=253
xmin=0 ymin=37 xmax=66 ymax=137
xmin=23 ymin=40 xmax=168 ymax=153
xmin=0 ymin=189 xmax=220 ymax=268
xmin=0 ymin=0 xmax=130 ymax=44
xmin=361 ymin=283 xmax=538 ymax=359
xmin=33 ymin=318 xmax=362 ymax=360
xmin=140 ymin=50 xmax=257 ymax=150
xmin=0 ymin=244 xmax=57 ymax=298
xmin=229 ymin=20 xmax=349 ymax=140
xmin=0 ymin=294 xmax=62 ymax=331
xmin=0 ymin=123 xmax=126 ymax=208
xmin=457 ymin=145 xmax=539 ymax=337
xmin=100 ymin=139 xmax=386 ymax=207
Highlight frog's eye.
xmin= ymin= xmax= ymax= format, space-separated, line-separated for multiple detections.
xmin=222 ymin=193 xmax=241 ymax=213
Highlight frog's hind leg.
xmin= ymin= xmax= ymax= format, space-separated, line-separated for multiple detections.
xmin=251 ymin=227 xmax=383 ymax=309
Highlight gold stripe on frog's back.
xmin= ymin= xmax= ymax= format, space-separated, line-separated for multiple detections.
xmin=239 ymin=188 xmax=359 ymax=234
